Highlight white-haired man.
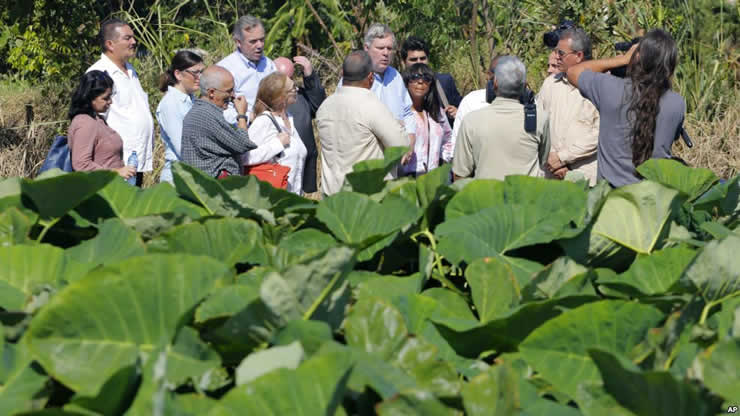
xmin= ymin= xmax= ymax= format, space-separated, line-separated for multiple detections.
xmin=217 ymin=15 xmax=276 ymax=123
xmin=453 ymin=56 xmax=550 ymax=181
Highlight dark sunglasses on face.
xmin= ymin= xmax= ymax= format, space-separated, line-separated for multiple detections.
xmin=409 ymin=73 xmax=433 ymax=83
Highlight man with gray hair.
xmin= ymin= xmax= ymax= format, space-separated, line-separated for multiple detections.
xmin=452 ymin=56 xmax=550 ymax=180
xmin=538 ymin=27 xmax=599 ymax=185
xmin=181 ymin=66 xmax=256 ymax=178
xmin=339 ymin=23 xmax=415 ymax=162
xmin=217 ymin=15 xmax=276 ymax=123
xmin=318 ymin=51 xmax=409 ymax=196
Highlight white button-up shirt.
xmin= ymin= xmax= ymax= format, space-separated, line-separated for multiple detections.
xmin=156 ymin=86 xmax=193 ymax=183
xmin=87 ymin=54 xmax=154 ymax=171
xmin=217 ymin=51 xmax=276 ymax=124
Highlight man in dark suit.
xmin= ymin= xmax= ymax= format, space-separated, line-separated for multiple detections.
xmin=400 ymin=36 xmax=462 ymax=126
xmin=274 ymin=56 xmax=326 ymax=194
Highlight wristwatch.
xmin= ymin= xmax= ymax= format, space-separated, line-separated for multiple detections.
xmin=236 ymin=114 xmax=248 ymax=122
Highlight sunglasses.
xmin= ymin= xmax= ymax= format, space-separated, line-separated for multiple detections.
xmin=409 ymin=73 xmax=433 ymax=84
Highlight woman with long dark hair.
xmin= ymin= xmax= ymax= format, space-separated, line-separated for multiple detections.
xmin=156 ymin=50 xmax=205 ymax=183
xmin=567 ymin=29 xmax=686 ymax=187
xmin=68 ymin=70 xmax=136 ymax=179
xmin=400 ymin=63 xmax=452 ymax=176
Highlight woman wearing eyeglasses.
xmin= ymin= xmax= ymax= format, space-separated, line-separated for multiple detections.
xmin=243 ymin=72 xmax=307 ymax=194
xmin=156 ymin=50 xmax=205 ymax=183
xmin=400 ymin=63 xmax=452 ymax=176
xmin=67 ymin=70 xmax=136 ymax=180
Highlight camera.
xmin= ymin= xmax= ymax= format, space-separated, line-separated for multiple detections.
xmin=543 ymin=20 xmax=576 ymax=48
xmin=611 ymin=37 xmax=642 ymax=78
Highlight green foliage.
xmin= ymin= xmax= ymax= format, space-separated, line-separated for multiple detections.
xmin=0 ymin=155 xmax=738 ymax=413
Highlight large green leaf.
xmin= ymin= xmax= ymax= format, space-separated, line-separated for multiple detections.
xmin=436 ymin=176 xmax=587 ymax=264
xmin=519 ymin=300 xmax=664 ymax=398
xmin=220 ymin=174 xmax=313 ymax=222
xmin=213 ymin=346 xmax=353 ymax=416
xmin=637 ymin=159 xmax=718 ymax=200
xmin=0 ymin=341 xmax=49 ymax=415
xmin=693 ymin=174 xmax=739 ymax=217
xmin=464 ymin=257 xmax=521 ymax=323
xmin=63 ymin=219 xmax=147 ymax=281
xmin=589 ymin=349 xmax=716 ymax=416
xmin=316 ymin=192 xmax=421 ymax=261
xmin=270 ymin=229 xmax=338 ymax=269
xmin=154 ymin=217 xmax=263 ymax=267
xmin=575 ymin=383 xmax=637 ymax=416
xmin=376 ymin=389 xmax=458 ymax=416
xmin=683 ymin=234 xmax=740 ymax=303
xmin=598 ymin=246 xmax=697 ymax=296
xmin=0 ymin=207 xmax=36 ymax=246
xmin=0 ymin=177 xmax=22 ymax=211
xmin=194 ymin=282 xmax=262 ymax=324
xmin=700 ymin=339 xmax=740 ymax=400
xmin=171 ymin=162 xmax=242 ymax=217
xmin=432 ymin=295 xmax=596 ymax=358
xmin=562 ymin=181 xmax=683 ymax=267
xmin=260 ymin=247 xmax=355 ymax=327
xmin=75 ymin=179 xmax=206 ymax=222
xmin=521 ymin=257 xmax=593 ymax=301
xmin=26 ymin=254 xmax=229 ymax=396
xmin=20 ymin=171 xmax=117 ymax=220
xmin=344 ymin=146 xmax=408 ymax=194
xmin=0 ymin=244 xmax=68 ymax=310
xmin=235 ymin=341 xmax=304 ymax=385
xmin=344 ymin=296 xmax=461 ymax=397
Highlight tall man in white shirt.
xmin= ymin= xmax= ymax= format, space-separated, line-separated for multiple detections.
xmin=87 ymin=18 xmax=154 ymax=186
xmin=217 ymin=15 xmax=276 ymax=124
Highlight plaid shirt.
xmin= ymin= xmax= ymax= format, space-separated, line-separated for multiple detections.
xmin=181 ymin=99 xmax=256 ymax=177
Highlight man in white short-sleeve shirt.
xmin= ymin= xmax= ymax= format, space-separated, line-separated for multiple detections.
xmin=87 ymin=18 xmax=154 ymax=186
xmin=217 ymin=15 xmax=276 ymax=124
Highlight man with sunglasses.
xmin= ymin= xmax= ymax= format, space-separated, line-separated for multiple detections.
xmin=400 ymin=36 xmax=462 ymax=126
xmin=181 ymin=66 xmax=256 ymax=178
xmin=537 ymin=27 xmax=599 ymax=185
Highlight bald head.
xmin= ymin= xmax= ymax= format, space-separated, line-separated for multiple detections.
xmin=343 ymin=50 xmax=373 ymax=86
xmin=274 ymin=57 xmax=294 ymax=78
xmin=200 ymin=65 xmax=233 ymax=95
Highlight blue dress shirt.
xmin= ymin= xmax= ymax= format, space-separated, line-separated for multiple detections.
xmin=339 ymin=66 xmax=416 ymax=135
xmin=217 ymin=51 xmax=276 ymax=124
xmin=156 ymin=86 xmax=193 ymax=183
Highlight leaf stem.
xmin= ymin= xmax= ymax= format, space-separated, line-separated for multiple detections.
xmin=36 ymin=218 xmax=59 ymax=243
xmin=303 ymin=270 xmax=343 ymax=320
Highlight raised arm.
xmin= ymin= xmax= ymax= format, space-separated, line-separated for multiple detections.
xmin=567 ymin=44 xmax=637 ymax=88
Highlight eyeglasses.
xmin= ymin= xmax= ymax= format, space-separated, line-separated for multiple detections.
xmin=555 ymin=48 xmax=578 ymax=58
xmin=409 ymin=73 xmax=433 ymax=84
xmin=212 ymin=87 xmax=234 ymax=95
xmin=183 ymin=69 xmax=204 ymax=78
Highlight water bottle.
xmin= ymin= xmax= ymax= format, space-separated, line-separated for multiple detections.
xmin=126 ymin=151 xmax=138 ymax=186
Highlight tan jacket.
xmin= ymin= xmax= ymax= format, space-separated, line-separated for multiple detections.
xmin=537 ymin=74 xmax=599 ymax=185
xmin=316 ymin=86 xmax=409 ymax=196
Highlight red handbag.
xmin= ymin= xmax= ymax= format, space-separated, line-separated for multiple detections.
xmin=243 ymin=163 xmax=291 ymax=189
xmin=244 ymin=112 xmax=292 ymax=189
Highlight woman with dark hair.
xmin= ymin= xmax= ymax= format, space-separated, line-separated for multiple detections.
xmin=156 ymin=50 xmax=205 ymax=183
xmin=68 ymin=70 xmax=136 ymax=179
xmin=243 ymin=72 xmax=307 ymax=194
xmin=400 ymin=63 xmax=452 ymax=176
xmin=567 ymin=29 xmax=686 ymax=187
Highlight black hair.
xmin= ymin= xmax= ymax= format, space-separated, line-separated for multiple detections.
xmin=98 ymin=18 xmax=129 ymax=51
xmin=402 ymin=63 xmax=442 ymax=123
xmin=401 ymin=36 xmax=430 ymax=61
xmin=626 ymin=29 xmax=678 ymax=169
xmin=342 ymin=50 xmax=373 ymax=83
xmin=159 ymin=50 xmax=204 ymax=92
xmin=68 ymin=70 xmax=115 ymax=120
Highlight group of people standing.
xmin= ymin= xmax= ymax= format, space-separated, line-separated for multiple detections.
xmin=65 ymin=14 xmax=686 ymax=197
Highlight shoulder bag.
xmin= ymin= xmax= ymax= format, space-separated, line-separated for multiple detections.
xmin=243 ymin=112 xmax=291 ymax=189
